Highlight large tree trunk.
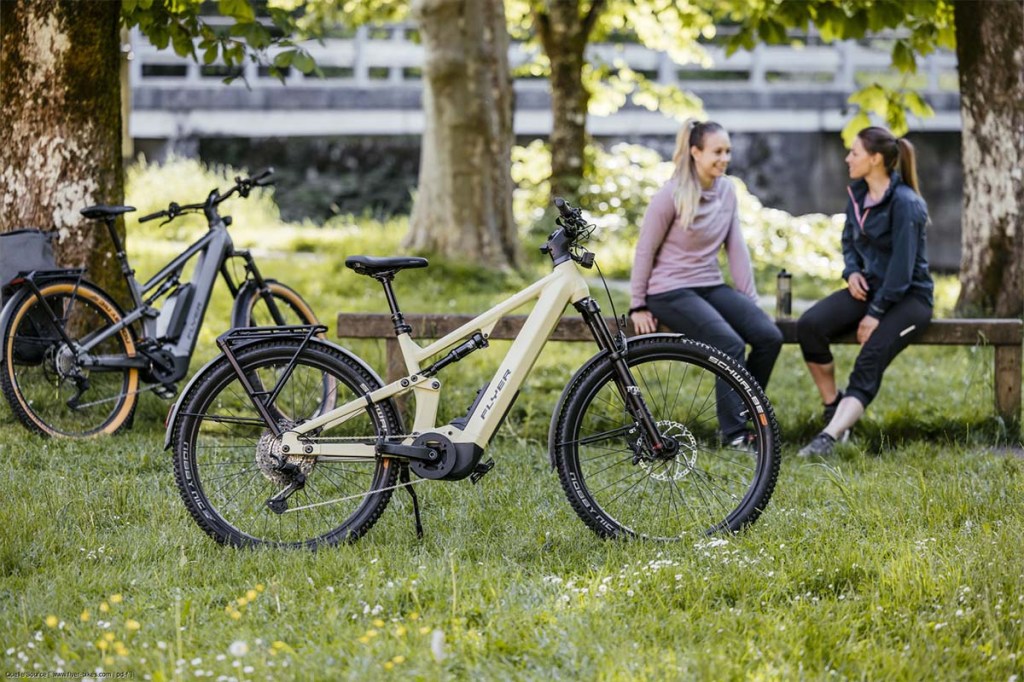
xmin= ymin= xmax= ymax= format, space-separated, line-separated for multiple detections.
xmin=407 ymin=0 xmax=519 ymax=269
xmin=534 ymin=0 xmax=605 ymax=202
xmin=953 ymin=0 xmax=1024 ymax=317
xmin=0 ymin=0 xmax=126 ymax=301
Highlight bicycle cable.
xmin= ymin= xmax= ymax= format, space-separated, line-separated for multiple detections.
xmin=284 ymin=475 xmax=431 ymax=513
xmin=593 ymin=259 xmax=628 ymax=351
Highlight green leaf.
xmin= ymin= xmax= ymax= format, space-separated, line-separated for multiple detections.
xmin=905 ymin=92 xmax=935 ymax=118
xmin=848 ymin=84 xmax=889 ymax=115
xmin=892 ymin=40 xmax=917 ymax=74
xmin=203 ymin=44 xmax=219 ymax=65
xmin=291 ymin=50 xmax=315 ymax=74
xmin=218 ymin=0 xmax=256 ymax=23
xmin=273 ymin=50 xmax=294 ymax=69
xmin=842 ymin=111 xmax=872 ymax=148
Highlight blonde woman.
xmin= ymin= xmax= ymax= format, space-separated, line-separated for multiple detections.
xmin=629 ymin=119 xmax=782 ymax=448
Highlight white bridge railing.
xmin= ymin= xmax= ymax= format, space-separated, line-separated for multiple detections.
xmin=128 ymin=26 xmax=960 ymax=138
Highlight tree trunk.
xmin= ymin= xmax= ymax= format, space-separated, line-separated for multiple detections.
xmin=953 ymin=0 xmax=1024 ymax=317
xmin=406 ymin=0 xmax=519 ymax=269
xmin=0 ymin=0 xmax=126 ymax=301
xmin=534 ymin=0 xmax=604 ymax=202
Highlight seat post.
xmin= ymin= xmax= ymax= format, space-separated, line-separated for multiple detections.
xmin=373 ymin=272 xmax=412 ymax=336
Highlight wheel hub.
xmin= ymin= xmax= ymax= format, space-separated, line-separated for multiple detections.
xmin=636 ymin=420 xmax=698 ymax=481
xmin=255 ymin=422 xmax=315 ymax=486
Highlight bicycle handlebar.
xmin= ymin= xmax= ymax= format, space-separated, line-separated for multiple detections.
xmin=138 ymin=168 xmax=275 ymax=224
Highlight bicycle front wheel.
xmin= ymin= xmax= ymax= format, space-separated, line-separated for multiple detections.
xmin=171 ymin=339 xmax=400 ymax=548
xmin=552 ymin=336 xmax=781 ymax=541
xmin=1 ymin=280 xmax=139 ymax=437
xmin=231 ymin=279 xmax=321 ymax=329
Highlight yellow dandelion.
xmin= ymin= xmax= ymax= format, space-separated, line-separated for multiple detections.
xmin=236 ymin=597 xmax=249 ymax=608
xmin=366 ymin=629 xmax=378 ymax=638
xmin=96 ymin=640 xmax=109 ymax=652
xmin=392 ymin=655 xmax=406 ymax=664
xmin=99 ymin=602 xmax=109 ymax=613
xmin=372 ymin=618 xmax=385 ymax=628
xmin=80 ymin=609 xmax=90 ymax=622
xmin=230 ymin=611 xmax=241 ymax=621
xmin=104 ymin=656 xmax=114 ymax=666
xmin=224 ymin=605 xmax=233 ymax=614
xmin=44 ymin=615 xmax=58 ymax=628
xmin=114 ymin=642 xmax=128 ymax=656
xmin=383 ymin=662 xmax=394 ymax=671
xmin=255 ymin=584 xmax=265 ymax=592
xmin=395 ymin=625 xmax=407 ymax=637
xmin=418 ymin=626 xmax=431 ymax=635
xmin=246 ymin=589 xmax=257 ymax=601
xmin=109 ymin=594 xmax=123 ymax=604
xmin=271 ymin=641 xmax=290 ymax=652
xmin=357 ymin=636 xmax=370 ymax=644
xmin=409 ymin=612 xmax=420 ymax=620
xmin=103 ymin=632 xmax=116 ymax=642
xmin=125 ymin=619 xmax=141 ymax=632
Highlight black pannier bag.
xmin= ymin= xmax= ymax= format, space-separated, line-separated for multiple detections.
xmin=0 ymin=229 xmax=58 ymax=297
xmin=0 ymin=229 xmax=60 ymax=365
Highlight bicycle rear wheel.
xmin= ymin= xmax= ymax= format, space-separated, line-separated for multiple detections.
xmin=171 ymin=339 xmax=400 ymax=548
xmin=0 ymin=280 xmax=138 ymax=437
xmin=552 ymin=336 xmax=781 ymax=541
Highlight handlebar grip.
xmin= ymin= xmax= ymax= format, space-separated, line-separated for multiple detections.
xmin=554 ymin=197 xmax=570 ymax=216
xmin=138 ymin=210 xmax=165 ymax=223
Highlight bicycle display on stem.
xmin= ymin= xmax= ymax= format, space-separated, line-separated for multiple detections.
xmin=0 ymin=169 xmax=322 ymax=438
xmin=166 ymin=199 xmax=782 ymax=547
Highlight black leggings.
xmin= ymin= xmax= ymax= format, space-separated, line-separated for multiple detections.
xmin=647 ymin=284 xmax=783 ymax=438
xmin=797 ymin=288 xmax=932 ymax=407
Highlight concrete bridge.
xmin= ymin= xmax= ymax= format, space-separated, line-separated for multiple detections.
xmin=128 ymin=26 xmax=960 ymax=142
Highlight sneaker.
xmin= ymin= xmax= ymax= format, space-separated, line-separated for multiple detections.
xmin=823 ymin=390 xmax=843 ymax=427
xmin=723 ymin=431 xmax=757 ymax=454
xmin=798 ymin=432 xmax=836 ymax=457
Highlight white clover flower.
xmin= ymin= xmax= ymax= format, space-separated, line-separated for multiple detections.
xmin=229 ymin=640 xmax=249 ymax=658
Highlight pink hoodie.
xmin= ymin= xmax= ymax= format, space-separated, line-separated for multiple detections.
xmin=630 ymin=176 xmax=757 ymax=310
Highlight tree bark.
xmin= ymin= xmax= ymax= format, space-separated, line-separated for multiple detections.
xmin=1 ymin=0 xmax=126 ymax=301
xmin=953 ymin=0 xmax=1024 ymax=317
xmin=534 ymin=0 xmax=604 ymax=202
xmin=406 ymin=0 xmax=519 ymax=269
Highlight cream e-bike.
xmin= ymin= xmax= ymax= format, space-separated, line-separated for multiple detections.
xmin=166 ymin=200 xmax=781 ymax=547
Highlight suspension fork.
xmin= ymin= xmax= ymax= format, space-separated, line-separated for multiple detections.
xmin=573 ymin=298 xmax=668 ymax=453
xmin=227 ymin=252 xmax=287 ymax=324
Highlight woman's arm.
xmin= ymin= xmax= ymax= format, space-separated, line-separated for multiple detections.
xmin=867 ymin=193 xmax=925 ymax=318
xmin=630 ymin=185 xmax=677 ymax=311
xmin=723 ymin=201 xmax=758 ymax=303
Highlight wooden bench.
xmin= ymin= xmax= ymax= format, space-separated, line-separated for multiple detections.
xmin=337 ymin=312 xmax=1023 ymax=423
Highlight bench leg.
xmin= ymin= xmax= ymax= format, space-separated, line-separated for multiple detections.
xmin=994 ymin=344 xmax=1022 ymax=425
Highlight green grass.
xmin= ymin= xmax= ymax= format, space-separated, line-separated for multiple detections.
xmin=2 ymin=219 xmax=1023 ymax=680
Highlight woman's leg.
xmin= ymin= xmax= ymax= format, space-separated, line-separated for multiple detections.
xmin=703 ymin=285 xmax=784 ymax=390
xmin=797 ymin=289 xmax=866 ymax=403
xmin=647 ymin=288 xmax=749 ymax=440
xmin=844 ymin=295 xmax=933 ymax=409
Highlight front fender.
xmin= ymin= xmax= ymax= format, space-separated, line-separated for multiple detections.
xmin=546 ymin=332 xmax=684 ymax=469
xmin=163 ymin=337 xmax=391 ymax=450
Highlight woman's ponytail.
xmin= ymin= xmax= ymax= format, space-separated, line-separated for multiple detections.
xmin=896 ymin=137 xmax=920 ymax=195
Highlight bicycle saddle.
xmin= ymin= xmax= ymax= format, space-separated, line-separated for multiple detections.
xmin=80 ymin=205 xmax=137 ymax=220
xmin=345 ymin=256 xmax=429 ymax=276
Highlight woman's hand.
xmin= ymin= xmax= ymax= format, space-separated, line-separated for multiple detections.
xmin=857 ymin=315 xmax=879 ymax=344
xmin=847 ymin=272 xmax=870 ymax=301
xmin=631 ymin=310 xmax=658 ymax=335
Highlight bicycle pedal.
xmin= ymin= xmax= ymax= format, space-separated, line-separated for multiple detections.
xmin=469 ymin=458 xmax=495 ymax=484
xmin=152 ymin=383 xmax=177 ymax=399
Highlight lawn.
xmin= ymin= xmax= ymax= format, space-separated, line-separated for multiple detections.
xmin=2 ymin=215 xmax=1023 ymax=681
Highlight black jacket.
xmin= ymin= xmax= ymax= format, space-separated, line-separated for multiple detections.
xmin=841 ymin=174 xmax=934 ymax=318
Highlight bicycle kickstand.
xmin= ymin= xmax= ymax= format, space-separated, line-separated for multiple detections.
xmin=399 ymin=463 xmax=424 ymax=539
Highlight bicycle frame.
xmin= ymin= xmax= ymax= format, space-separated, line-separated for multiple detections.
xmin=279 ymin=259 xmax=593 ymax=459
xmin=31 ymin=219 xmax=277 ymax=383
